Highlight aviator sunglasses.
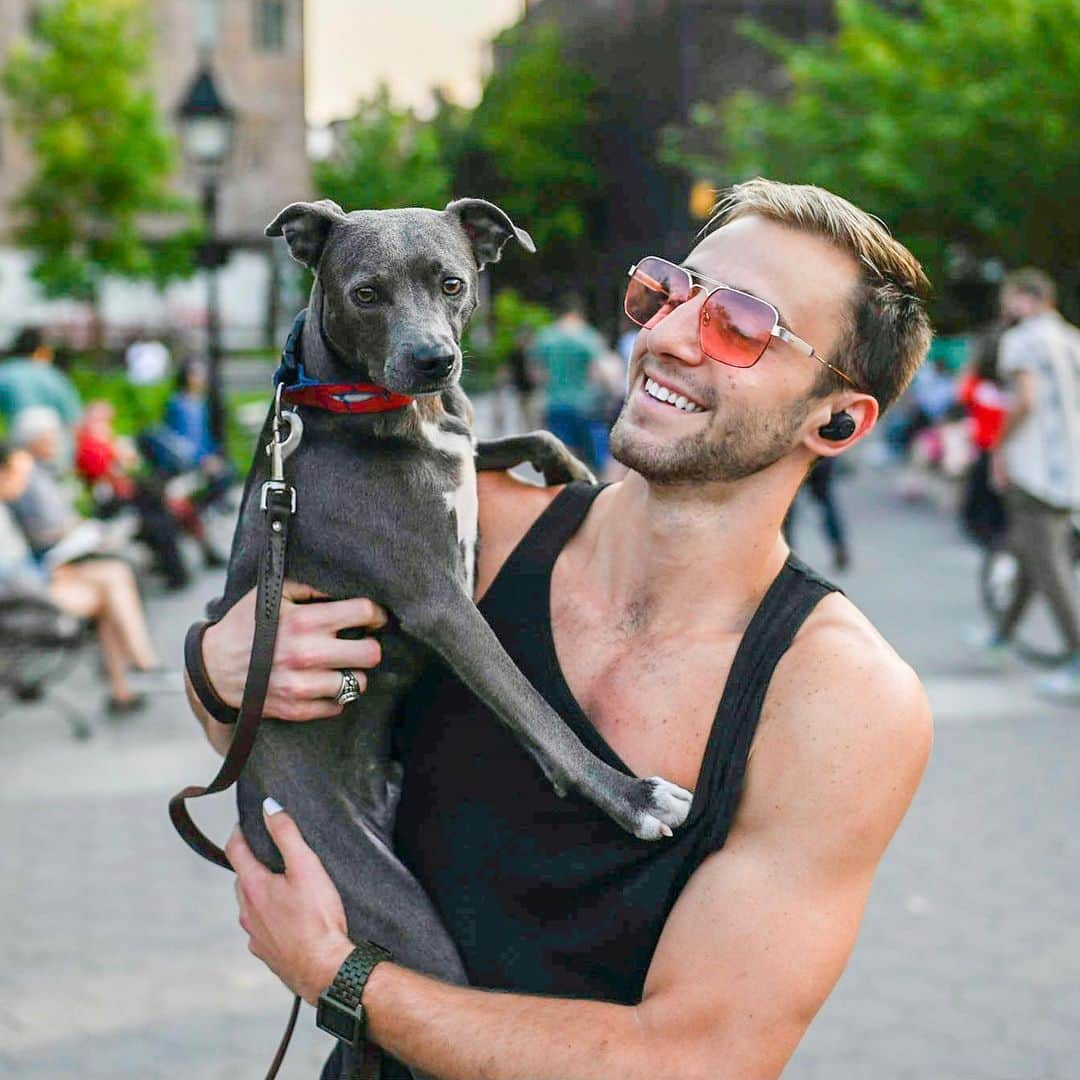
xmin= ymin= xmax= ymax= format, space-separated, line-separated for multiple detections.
xmin=624 ymin=256 xmax=860 ymax=391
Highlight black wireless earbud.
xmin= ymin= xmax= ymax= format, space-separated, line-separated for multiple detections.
xmin=818 ymin=411 xmax=856 ymax=442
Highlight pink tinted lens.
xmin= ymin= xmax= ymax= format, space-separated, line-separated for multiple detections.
xmin=701 ymin=288 xmax=775 ymax=368
xmin=625 ymin=257 xmax=692 ymax=329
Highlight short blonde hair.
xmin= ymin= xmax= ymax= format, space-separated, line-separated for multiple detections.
xmin=706 ymin=178 xmax=932 ymax=410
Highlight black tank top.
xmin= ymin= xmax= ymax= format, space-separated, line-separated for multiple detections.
xmin=393 ymin=482 xmax=837 ymax=998
xmin=326 ymin=483 xmax=837 ymax=1079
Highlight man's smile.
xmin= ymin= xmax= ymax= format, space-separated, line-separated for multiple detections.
xmin=635 ymin=371 xmax=710 ymax=415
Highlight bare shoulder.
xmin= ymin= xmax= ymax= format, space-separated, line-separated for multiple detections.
xmin=740 ymin=590 xmax=933 ymax=849
xmin=474 ymin=471 xmax=563 ymax=601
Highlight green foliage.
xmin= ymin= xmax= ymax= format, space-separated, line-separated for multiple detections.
xmin=2 ymin=0 xmax=198 ymax=303
xmin=467 ymin=25 xmax=601 ymax=253
xmin=68 ymin=361 xmax=172 ymax=435
xmin=463 ymin=289 xmax=553 ymax=388
xmin=666 ymin=0 xmax=1080 ymax=300
xmin=314 ymin=83 xmax=455 ymax=211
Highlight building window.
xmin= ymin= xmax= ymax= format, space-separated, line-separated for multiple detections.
xmin=254 ymin=0 xmax=286 ymax=51
xmin=197 ymin=0 xmax=223 ymax=50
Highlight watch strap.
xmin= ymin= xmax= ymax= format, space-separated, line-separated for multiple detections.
xmin=184 ymin=619 xmax=239 ymax=726
xmin=326 ymin=941 xmax=393 ymax=1011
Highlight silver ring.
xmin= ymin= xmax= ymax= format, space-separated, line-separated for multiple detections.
xmin=336 ymin=669 xmax=361 ymax=706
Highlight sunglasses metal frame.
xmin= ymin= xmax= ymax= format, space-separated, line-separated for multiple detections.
xmin=626 ymin=257 xmax=861 ymax=392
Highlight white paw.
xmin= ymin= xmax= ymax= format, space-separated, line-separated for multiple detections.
xmin=634 ymin=777 xmax=694 ymax=840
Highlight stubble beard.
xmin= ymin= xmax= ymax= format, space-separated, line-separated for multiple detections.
xmin=609 ymin=394 xmax=812 ymax=485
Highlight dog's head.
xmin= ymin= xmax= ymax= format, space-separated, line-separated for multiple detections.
xmin=266 ymin=198 xmax=535 ymax=396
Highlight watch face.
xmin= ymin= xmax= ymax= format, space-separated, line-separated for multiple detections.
xmin=316 ymin=995 xmax=363 ymax=1046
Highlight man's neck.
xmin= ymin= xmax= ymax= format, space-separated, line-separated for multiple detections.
xmin=567 ymin=466 xmax=803 ymax=637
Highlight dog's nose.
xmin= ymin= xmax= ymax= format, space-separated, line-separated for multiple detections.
xmin=411 ymin=344 xmax=456 ymax=379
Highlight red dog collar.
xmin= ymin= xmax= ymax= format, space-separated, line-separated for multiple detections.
xmin=281 ymin=382 xmax=414 ymax=414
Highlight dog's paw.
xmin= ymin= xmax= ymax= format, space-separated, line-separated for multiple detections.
xmin=629 ymin=776 xmax=694 ymax=840
xmin=540 ymin=455 xmax=596 ymax=487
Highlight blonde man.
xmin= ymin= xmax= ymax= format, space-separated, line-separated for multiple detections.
xmin=193 ymin=179 xmax=934 ymax=1079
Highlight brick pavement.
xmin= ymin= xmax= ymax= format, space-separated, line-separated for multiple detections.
xmin=1 ymin=454 xmax=1077 ymax=1079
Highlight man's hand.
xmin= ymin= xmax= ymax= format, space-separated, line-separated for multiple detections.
xmin=226 ymin=800 xmax=354 ymax=1005
xmin=202 ymin=581 xmax=388 ymax=721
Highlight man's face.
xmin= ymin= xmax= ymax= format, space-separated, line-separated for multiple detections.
xmin=609 ymin=215 xmax=859 ymax=485
xmin=1000 ymin=287 xmax=1037 ymax=324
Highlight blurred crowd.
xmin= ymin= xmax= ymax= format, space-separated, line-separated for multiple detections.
xmin=0 ymin=328 xmax=235 ymax=716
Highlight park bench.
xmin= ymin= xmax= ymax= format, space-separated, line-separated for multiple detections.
xmin=0 ymin=593 xmax=93 ymax=739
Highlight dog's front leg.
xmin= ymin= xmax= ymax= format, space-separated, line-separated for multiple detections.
xmin=398 ymin=588 xmax=692 ymax=840
xmin=475 ymin=432 xmax=596 ymax=486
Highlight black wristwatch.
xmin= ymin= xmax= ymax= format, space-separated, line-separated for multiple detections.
xmin=316 ymin=940 xmax=393 ymax=1048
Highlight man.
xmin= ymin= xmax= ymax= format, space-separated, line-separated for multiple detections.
xmin=190 ymin=179 xmax=934 ymax=1079
xmin=990 ymin=269 xmax=1080 ymax=697
xmin=529 ymin=292 xmax=607 ymax=467
xmin=0 ymin=327 xmax=82 ymax=429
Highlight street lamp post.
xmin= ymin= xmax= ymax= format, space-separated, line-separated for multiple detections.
xmin=176 ymin=66 xmax=235 ymax=449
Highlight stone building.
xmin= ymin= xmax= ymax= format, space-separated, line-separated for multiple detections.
xmin=0 ymin=0 xmax=310 ymax=350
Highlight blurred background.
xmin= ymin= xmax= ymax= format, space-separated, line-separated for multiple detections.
xmin=0 ymin=1 xmax=1077 ymax=1077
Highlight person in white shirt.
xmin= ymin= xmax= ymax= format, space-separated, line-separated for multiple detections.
xmin=994 ymin=268 xmax=1080 ymax=697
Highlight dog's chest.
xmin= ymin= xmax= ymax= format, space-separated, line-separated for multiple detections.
xmin=420 ymin=420 xmax=478 ymax=594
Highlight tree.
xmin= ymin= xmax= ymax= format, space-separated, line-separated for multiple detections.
xmin=314 ymin=84 xmax=456 ymax=212
xmin=665 ymin=0 xmax=1080 ymax=320
xmin=2 ymin=0 xmax=197 ymax=316
xmin=462 ymin=24 xmax=602 ymax=272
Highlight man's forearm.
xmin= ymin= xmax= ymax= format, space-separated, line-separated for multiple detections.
xmin=364 ymin=963 xmax=666 ymax=1080
xmin=999 ymin=400 xmax=1031 ymax=445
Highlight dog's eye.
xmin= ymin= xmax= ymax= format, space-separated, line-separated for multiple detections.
xmin=354 ymin=286 xmax=378 ymax=305
xmin=442 ymin=278 xmax=464 ymax=297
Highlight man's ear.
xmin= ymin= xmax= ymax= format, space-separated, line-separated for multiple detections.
xmin=265 ymin=199 xmax=347 ymax=270
xmin=445 ymin=198 xmax=536 ymax=270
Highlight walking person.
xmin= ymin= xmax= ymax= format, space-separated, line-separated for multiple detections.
xmin=986 ymin=269 xmax=1080 ymax=697
xmin=957 ymin=326 xmax=1009 ymax=550
xmin=529 ymin=293 xmax=606 ymax=467
xmin=785 ymin=456 xmax=851 ymax=571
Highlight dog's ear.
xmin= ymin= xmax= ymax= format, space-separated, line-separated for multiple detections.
xmin=265 ymin=200 xmax=347 ymax=270
xmin=445 ymin=198 xmax=536 ymax=270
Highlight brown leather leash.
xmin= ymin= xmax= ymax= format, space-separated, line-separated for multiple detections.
xmin=169 ymin=389 xmax=306 ymax=1079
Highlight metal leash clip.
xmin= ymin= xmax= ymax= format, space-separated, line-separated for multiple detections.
xmin=261 ymin=382 xmax=303 ymax=512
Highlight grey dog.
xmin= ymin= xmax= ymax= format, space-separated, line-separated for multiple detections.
xmin=212 ymin=198 xmax=692 ymax=1010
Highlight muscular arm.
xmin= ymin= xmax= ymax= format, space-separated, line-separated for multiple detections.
xmin=232 ymin=600 xmax=932 ymax=1080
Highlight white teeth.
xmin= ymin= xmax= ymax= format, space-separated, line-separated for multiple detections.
xmin=644 ymin=377 xmax=704 ymax=413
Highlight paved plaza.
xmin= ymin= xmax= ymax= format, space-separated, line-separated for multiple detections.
xmin=1 ymin=451 xmax=1077 ymax=1079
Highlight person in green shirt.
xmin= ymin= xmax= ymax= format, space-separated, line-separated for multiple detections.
xmin=0 ymin=327 xmax=83 ymax=431
xmin=529 ymin=293 xmax=607 ymax=467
